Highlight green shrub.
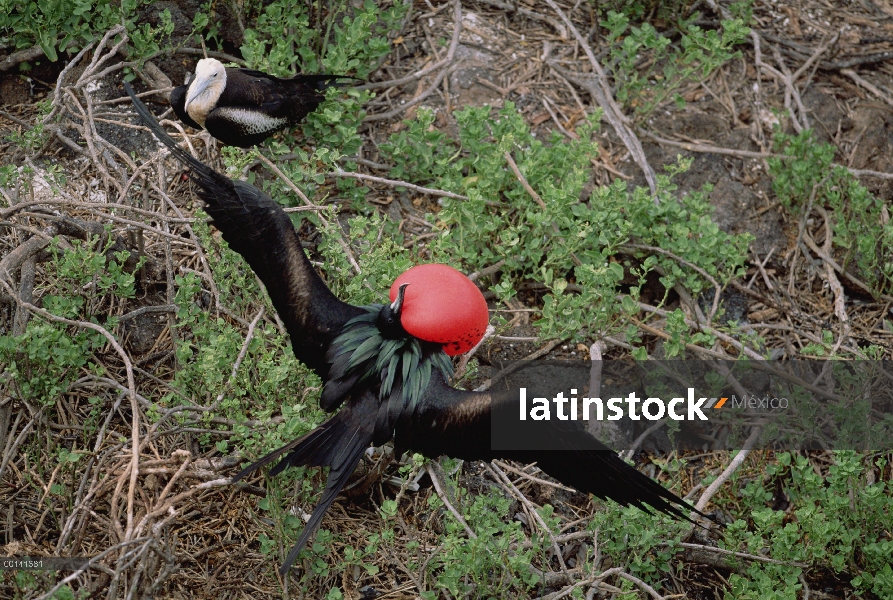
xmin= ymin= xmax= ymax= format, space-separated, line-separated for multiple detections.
xmin=0 ymin=0 xmax=119 ymax=62
xmin=723 ymin=452 xmax=893 ymax=598
xmin=768 ymin=129 xmax=893 ymax=297
xmin=600 ymin=9 xmax=749 ymax=119
xmin=0 ymin=233 xmax=141 ymax=405
xmin=379 ymin=104 xmax=750 ymax=344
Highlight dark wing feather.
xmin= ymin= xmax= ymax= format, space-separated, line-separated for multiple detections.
xmin=222 ymin=70 xmax=346 ymax=121
xmin=202 ymin=111 xmax=285 ymax=148
xmin=205 ymin=114 xmax=276 ymax=148
xmin=319 ymin=370 xmax=364 ymax=411
xmin=169 ymin=85 xmax=202 ymax=130
xmin=125 ymin=82 xmax=362 ymax=377
xmin=277 ymin=433 xmax=367 ymax=575
xmin=395 ymin=374 xmax=703 ymax=523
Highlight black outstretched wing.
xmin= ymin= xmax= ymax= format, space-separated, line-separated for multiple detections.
xmin=230 ymin=371 xmax=702 ymax=573
xmin=125 ymin=82 xmax=362 ymax=377
xmin=169 ymin=85 xmax=202 ymax=130
xmin=395 ymin=374 xmax=702 ymax=523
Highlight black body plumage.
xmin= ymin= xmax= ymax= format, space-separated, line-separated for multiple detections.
xmin=126 ymin=83 xmax=706 ymax=577
xmin=170 ymin=62 xmax=351 ymax=147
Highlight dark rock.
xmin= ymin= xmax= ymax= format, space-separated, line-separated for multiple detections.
xmin=450 ymin=45 xmax=502 ymax=108
xmin=801 ymin=86 xmax=851 ymax=144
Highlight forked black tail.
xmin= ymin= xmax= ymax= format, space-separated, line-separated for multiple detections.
xmin=231 ymin=393 xmax=377 ymax=575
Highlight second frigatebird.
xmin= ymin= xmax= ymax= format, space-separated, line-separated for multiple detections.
xmin=170 ymin=58 xmax=350 ymax=147
xmin=126 ymin=83 xmax=703 ymax=576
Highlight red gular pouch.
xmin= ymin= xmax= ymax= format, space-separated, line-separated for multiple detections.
xmin=390 ymin=264 xmax=489 ymax=356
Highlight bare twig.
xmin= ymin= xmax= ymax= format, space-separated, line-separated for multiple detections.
xmin=492 ymin=459 xmax=576 ymax=492
xmin=210 ymin=307 xmax=264 ymax=411
xmin=326 ymin=168 xmax=468 ymax=200
xmin=695 ymin=427 xmax=761 ymax=513
xmin=359 ymin=0 xmax=462 ymax=92
xmin=0 ymin=44 xmax=56 ymax=72
xmin=485 ymin=462 xmax=571 ymax=578
xmin=364 ymin=62 xmax=461 ymax=122
xmin=543 ymin=0 xmax=657 ymax=195
xmin=640 ymin=129 xmax=773 ymax=159
xmin=504 ymin=151 xmax=581 ymax=266
xmin=426 ymin=460 xmax=477 ymax=539
xmin=466 ymin=259 xmax=505 ymax=282
xmin=504 ymin=151 xmax=547 ymax=210
xmin=841 ymin=68 xmax=893 ymax=107
xmin=32 ymin=537 xmax=154 ymax=600
xmin=801 ymin=231 xmax=893 ymax=303
xmin=611 ymin=569 xmax=668 ymax=600
xmin=586 ymin=341 xmax=623 ymax=449
xmin=622 ymin=242 xmax=723 ymax=322
xmin=675 ymin=542 xmax=808 ymax=567
xmin=475 ymin=0 xmax=567 ymax=38
xmin=454 ymin=324 xmax=495 ymax=379
xmin=623 ymin=419 xmax=668 ymax=461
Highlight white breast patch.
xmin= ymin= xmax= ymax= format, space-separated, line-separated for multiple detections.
xmin=214 ymin=107 xmax=288 ymax=134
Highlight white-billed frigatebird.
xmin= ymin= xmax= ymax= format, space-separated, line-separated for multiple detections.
xmin=169 ymin=58 xmax=350 ymax=147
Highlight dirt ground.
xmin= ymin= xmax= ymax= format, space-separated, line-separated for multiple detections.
xmin=2 ymin=0 xmax=893 ymax=598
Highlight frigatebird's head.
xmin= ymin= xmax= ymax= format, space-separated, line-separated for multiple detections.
xmin=184 ymin=58 xmax=227 ymax=126
xmin=322 ymin=264 xmax=488 ymax=413
xmin=389 ymin=264 xmax=490 ymax=356
xmin=376 ymin=283 xmax=410 ymax=338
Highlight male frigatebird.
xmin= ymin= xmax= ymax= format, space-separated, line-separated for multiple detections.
xmin=169 ymin=58 xmax=349 ymax=147
xmin=126 ymin=83 xmax=703 ymax=576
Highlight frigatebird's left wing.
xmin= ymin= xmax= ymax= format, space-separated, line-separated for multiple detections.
xmin=125 ymin=82 xmax=362 ymax=377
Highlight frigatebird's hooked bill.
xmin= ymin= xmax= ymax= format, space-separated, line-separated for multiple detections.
xmin=126 ymin=83 xmax=705 ymax=577
xmin=169 ymin=58 xmax=350 ymax=147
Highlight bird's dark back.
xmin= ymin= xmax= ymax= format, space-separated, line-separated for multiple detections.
xmin=222 ymin=69 xmax=329 ymax=123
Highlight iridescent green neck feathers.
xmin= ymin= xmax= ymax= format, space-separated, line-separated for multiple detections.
xmin=320 ymin=305 xmax=454 ymax=424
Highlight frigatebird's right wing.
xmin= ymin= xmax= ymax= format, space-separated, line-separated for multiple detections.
xmin=125 ymin=82 xmax=362 ymax=378
xmin=395 ymin=373 xmax=702 ymax=524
